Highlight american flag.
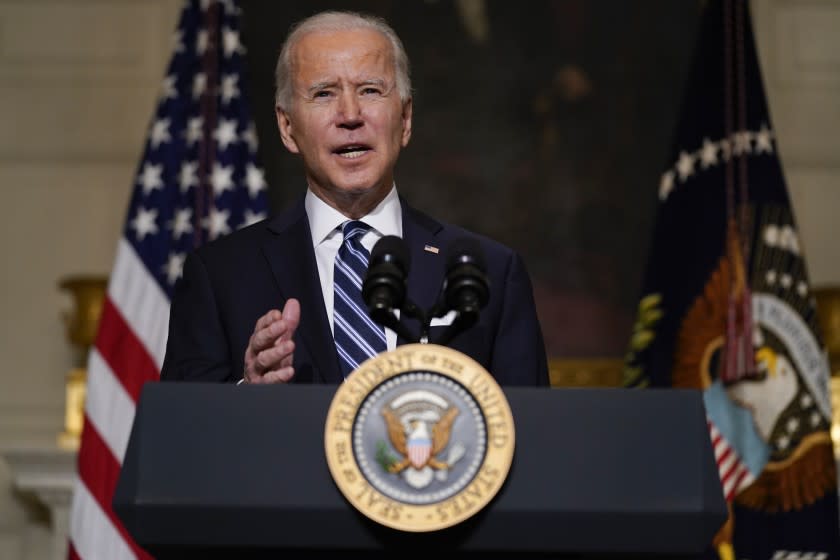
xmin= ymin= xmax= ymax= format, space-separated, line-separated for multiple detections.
xmin=67 ymin=1 xmax=268 ymax=558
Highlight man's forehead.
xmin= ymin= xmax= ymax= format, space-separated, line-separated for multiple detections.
xmin=292 ymin=29 xmax=395 ymax=83
xmin=294 ymin=29 xmax=391 ymax=57
xmin=294 ymin=28 xmax=391 ymax=61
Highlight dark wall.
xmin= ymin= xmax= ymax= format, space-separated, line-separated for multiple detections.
xmin=239 ymin=0 xmax=702 ymax=358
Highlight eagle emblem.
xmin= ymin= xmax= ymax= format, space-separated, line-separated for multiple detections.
xmin=378 ymin=389 xmax=466 ymax=489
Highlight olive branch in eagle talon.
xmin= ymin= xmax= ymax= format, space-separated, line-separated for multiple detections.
xmin=382 ymin=407 xmax=459 ymax=473
xmin=375 ymin=440 xmax=398 ymax=471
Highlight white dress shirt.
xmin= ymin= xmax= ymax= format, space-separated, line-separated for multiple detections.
xmin=305 ymin=186 xmax=403 ymax=351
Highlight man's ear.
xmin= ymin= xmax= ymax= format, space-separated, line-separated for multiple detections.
xmin=276 ymin=106 xmax=300 ymax=154
xmin=400 ymin=98 xmax=413 ymax=148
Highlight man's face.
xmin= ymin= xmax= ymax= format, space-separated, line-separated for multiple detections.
xmin=276 ymin=28 xmax=412 ymax=210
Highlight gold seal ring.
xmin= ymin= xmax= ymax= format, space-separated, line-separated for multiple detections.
xmin=324 ymin=343 xmax=515 ymax=532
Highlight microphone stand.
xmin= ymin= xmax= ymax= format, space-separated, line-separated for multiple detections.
xmin=400 ymin=300 xmax=429 ymax=343
xmin=433 ymin=313 xmax=476 ymax=347
xmin=429 ymin=289 xmax=482 ymax=346
xmin=369 ymin=305 xmax=419 ymax=344
xmin=367 ymin=295 xmax=481 ymax=347
xmin=417 ymin=301 xmax=448 ymax=344
xmin=368 ymin=296 xmax=436 ymax=345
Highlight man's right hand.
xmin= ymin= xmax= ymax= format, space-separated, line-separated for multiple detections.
xmin=242 ymin=298 xmax=301 ymax=384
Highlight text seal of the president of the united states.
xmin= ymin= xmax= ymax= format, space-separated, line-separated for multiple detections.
xmin=324 ymin=343 xmax=515 ymax=532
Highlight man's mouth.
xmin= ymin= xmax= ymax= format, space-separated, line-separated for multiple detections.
xmin=333 ymin=144 xmax=371 ymax=159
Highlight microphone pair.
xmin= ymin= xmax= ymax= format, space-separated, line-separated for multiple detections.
xmin=362 ymin=236 xmax=489 ymax=345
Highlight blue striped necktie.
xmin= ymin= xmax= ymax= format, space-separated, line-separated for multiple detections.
xmin=333 ymin=220 xmax=386 ymax=378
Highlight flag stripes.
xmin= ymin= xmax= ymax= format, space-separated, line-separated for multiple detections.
xmin=85 ymin=350 xmax=136 ymax=460
xmin=69 ymin=473 xmax=143 ymax=560
xmin=75 ymin=422 xmax=150 ymax=560
xmin=107 ymin=239 xmax=170 ymax=367
xmin=95 ymin=300 xmax=160 ymax=402
xmin=709 ymin=419 xmax=756 ymax=501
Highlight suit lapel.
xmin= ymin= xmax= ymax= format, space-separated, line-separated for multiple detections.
xmin=401 ymin=201 xmax=444 ymax=343
xmin=261 ymin=199 xmax=342 ymax=384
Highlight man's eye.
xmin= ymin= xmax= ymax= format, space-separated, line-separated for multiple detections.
xmin=361 ymin=87 xmax=382 ymax=96
xmin=313 ymin=91 xmax=332 ymax=98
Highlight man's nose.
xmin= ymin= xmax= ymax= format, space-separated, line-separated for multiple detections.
xmin=337 ymin=92 xmax=363 ymax=129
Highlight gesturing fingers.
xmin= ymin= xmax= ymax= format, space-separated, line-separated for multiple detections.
xmin=256 ymin=366 xmax=295 ymax=384
xmin=253 ymin=308 xmax=282 ymax=333
xmin=243 ymin=300 xmax=300 ymax=384
xmin=280 ymin=298 xmax=301 ymax=335
xmin=251 ymin=316 xmax=289 ymax=354
xmin=254 ymin=340 xmax=295 ymax=372
xmin=275 ymin=298 xmax=301 ymax=369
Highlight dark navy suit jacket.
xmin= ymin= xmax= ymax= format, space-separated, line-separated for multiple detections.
xmin=160 ymin=197 xmax=549 ymax=386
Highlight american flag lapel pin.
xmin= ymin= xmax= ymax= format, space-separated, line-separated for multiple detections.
xmin=424 ymin=244 xmax=439 ymax=254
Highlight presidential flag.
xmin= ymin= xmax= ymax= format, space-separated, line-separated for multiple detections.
xmin=67 ymin=1 xmax=268 ymax=558
xmin=623 ymin=1 xmax=840 ymax=558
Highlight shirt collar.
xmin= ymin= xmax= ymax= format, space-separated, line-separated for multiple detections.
xmin=305 ymin=185 xmax=402 ymax=246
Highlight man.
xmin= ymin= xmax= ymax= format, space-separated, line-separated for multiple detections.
xmin=160 ymin=10 xmax=549 ymax=386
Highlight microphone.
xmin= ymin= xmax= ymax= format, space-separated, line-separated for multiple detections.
xmin=362 ymin=236 xmax=418 ymax=343
xmin=443 ymin=237 xmax=489 ymax=316
xmin=363 ymin=235 xmax=409 ymax=314
xmin=435 ymin=237 xmax=489 ymax=346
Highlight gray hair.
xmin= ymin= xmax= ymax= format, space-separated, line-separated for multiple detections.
xmin=274 ymin=11 xmax=412 ymax=111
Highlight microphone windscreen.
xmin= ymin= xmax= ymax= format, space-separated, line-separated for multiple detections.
xmin=370 ymin=235 xmax=410 ymax=274
xmin=444 ymin=236 xmax=486 ymax=272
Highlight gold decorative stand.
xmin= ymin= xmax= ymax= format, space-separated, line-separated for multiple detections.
xmin=57 ymin=275 xmax=108 ymax=450
xmin=815 ymin=285 xmax=840 ymax=459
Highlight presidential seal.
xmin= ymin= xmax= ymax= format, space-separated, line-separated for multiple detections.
xmin=324 ymin=343 xmax=515 ymax=532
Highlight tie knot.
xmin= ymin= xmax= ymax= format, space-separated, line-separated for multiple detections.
xmin=342 ymin=220 xmax=370 ymax=244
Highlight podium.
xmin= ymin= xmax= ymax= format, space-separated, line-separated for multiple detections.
xmin=113 ymin=383 xmax=726 ymax=558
